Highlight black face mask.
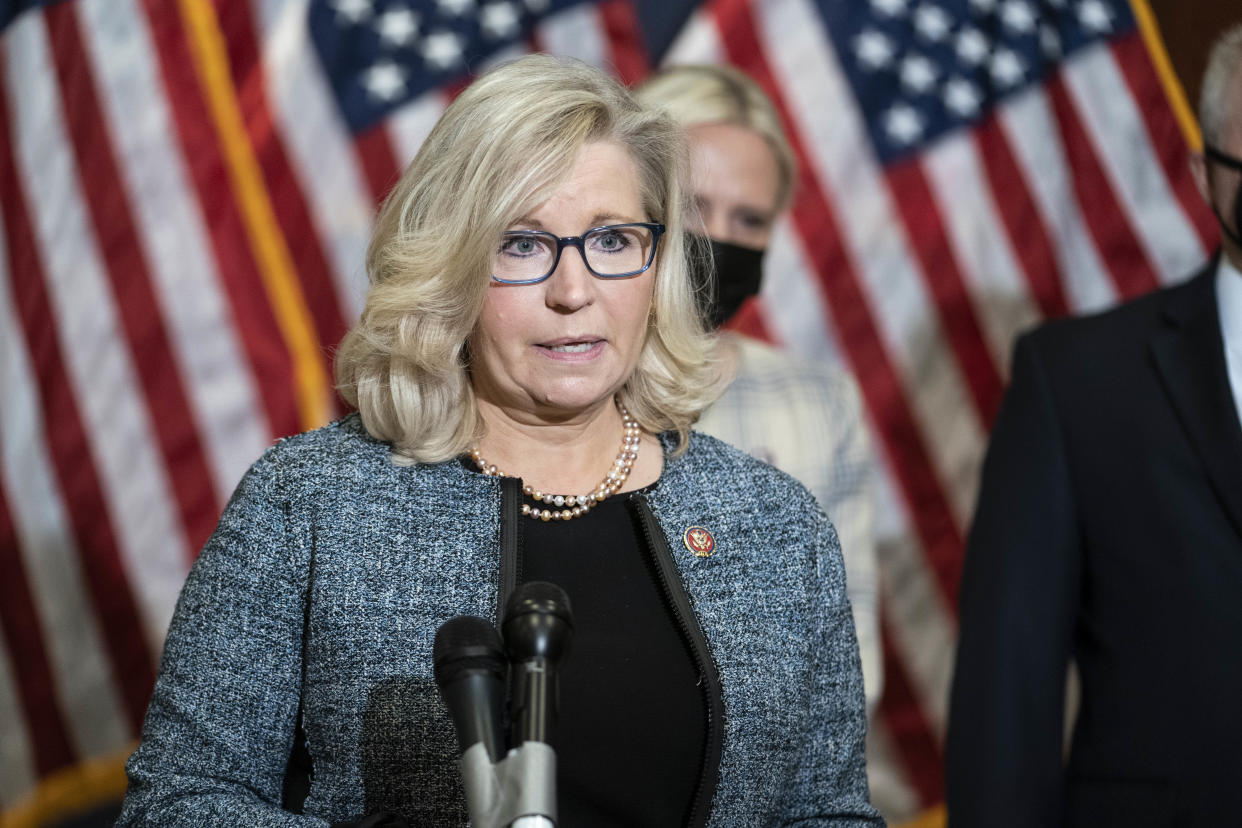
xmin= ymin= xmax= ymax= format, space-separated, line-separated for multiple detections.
xmin=689 ymin=235 xmax=766 ymax=329
xmin=1205 ymin=145 xmax=1242 ymax=247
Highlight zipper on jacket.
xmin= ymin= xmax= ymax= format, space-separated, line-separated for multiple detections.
xmin=497 ymin=476 xmax=523 ymax=621
xmin=630 ymin=494 xmax=724 ymax=828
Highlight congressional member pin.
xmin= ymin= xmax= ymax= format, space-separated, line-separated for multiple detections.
xmin=683 ymin=526 xmax=716 ymax=557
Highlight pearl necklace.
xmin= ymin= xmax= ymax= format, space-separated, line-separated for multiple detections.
xmin=470 ymin=403 xmax=641 ymax=522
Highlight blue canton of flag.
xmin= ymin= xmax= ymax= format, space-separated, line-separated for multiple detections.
xmin=311 ymin=0 xmax=592 ymax=131
xmin=820 ymin=0 xmax=1136 ymax=163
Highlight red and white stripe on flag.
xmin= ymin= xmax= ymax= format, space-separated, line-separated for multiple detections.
xmin=0 ymin=0 xmax=1216 ymax=824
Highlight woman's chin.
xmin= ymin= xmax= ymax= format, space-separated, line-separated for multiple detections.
xmin=524 ymin=381 xmax=627 ymax=418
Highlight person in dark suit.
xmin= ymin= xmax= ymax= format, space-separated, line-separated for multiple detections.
xmin=946 ymin=24 xmax=1242 ymax=827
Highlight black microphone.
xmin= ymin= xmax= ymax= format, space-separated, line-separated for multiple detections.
xmin=433 ymin=615 xmax=507 ymax=763
xmin=502 ymin=581 xmax=574 ymax=748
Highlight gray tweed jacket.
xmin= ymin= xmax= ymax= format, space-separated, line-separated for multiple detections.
xmin=116 ymin=415 xmax=882 ymax=827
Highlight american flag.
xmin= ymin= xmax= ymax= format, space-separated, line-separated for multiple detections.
xmin=0 ymin=0 xmax=1214 ymax=824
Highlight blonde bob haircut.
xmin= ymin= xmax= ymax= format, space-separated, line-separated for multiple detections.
xmin=336 ymin=54 xmax=723 ymax=464
xmin=634 ymin=63 xmax=797 ymax=210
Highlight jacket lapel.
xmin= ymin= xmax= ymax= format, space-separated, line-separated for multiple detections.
xmin=1150 ymin=262 xmax=1242 ymax=542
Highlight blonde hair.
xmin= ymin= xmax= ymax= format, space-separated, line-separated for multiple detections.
xmin=634 ymin=63 xmax=797 ymax=209
xmin=1200 ymin=23 xmax=1242 ymax=147
xmin=336 ymin=54 xmax=723 ymax=463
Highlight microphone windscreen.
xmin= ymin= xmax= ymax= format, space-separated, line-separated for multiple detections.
xmin=433 ymin=615 xmax=506 ymax=687
xmin=502 ymin=581 xmax=573 ymax=629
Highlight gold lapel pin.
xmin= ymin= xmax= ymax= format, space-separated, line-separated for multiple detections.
xmin=683 ymin=526 xmax=716 ymax=558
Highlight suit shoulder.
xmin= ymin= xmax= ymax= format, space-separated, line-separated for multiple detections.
xmin=1021 ymin=270 xmax=1210 ymax=364
xmin=677 ymin=430 xmax=823 ymax=512
xmin=265 ymin=412 xmax=384 ymax=462
xmin=246 ymin=413 xmax=400 ymax=496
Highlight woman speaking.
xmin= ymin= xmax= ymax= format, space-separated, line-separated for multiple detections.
xmin=116 ymin=55 xmax=881 ymax=827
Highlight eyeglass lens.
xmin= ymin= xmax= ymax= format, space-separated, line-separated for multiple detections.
xmin=493 ymin=225 xmax=655 ymax=282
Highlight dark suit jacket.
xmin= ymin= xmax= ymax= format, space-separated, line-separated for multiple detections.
xmin=947 ymin=260 xmax=1242 ymax=827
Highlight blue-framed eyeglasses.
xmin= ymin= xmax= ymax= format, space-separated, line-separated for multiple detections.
xmin=491 ymin=222 xmax=665 ymax=285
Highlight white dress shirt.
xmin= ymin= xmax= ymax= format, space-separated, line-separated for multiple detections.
xmin=1216 ymin=255 xmax=1242 ymax=427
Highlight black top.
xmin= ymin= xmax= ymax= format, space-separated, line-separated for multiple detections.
xmin=521 ymin=487 xmax=706 ymax=827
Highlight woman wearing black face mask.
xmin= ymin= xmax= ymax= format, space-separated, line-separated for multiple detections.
xmin=637 ymin=64 xmax=789 ymax=326
xmin=635 ymin=64 xmax=884 ymax=718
